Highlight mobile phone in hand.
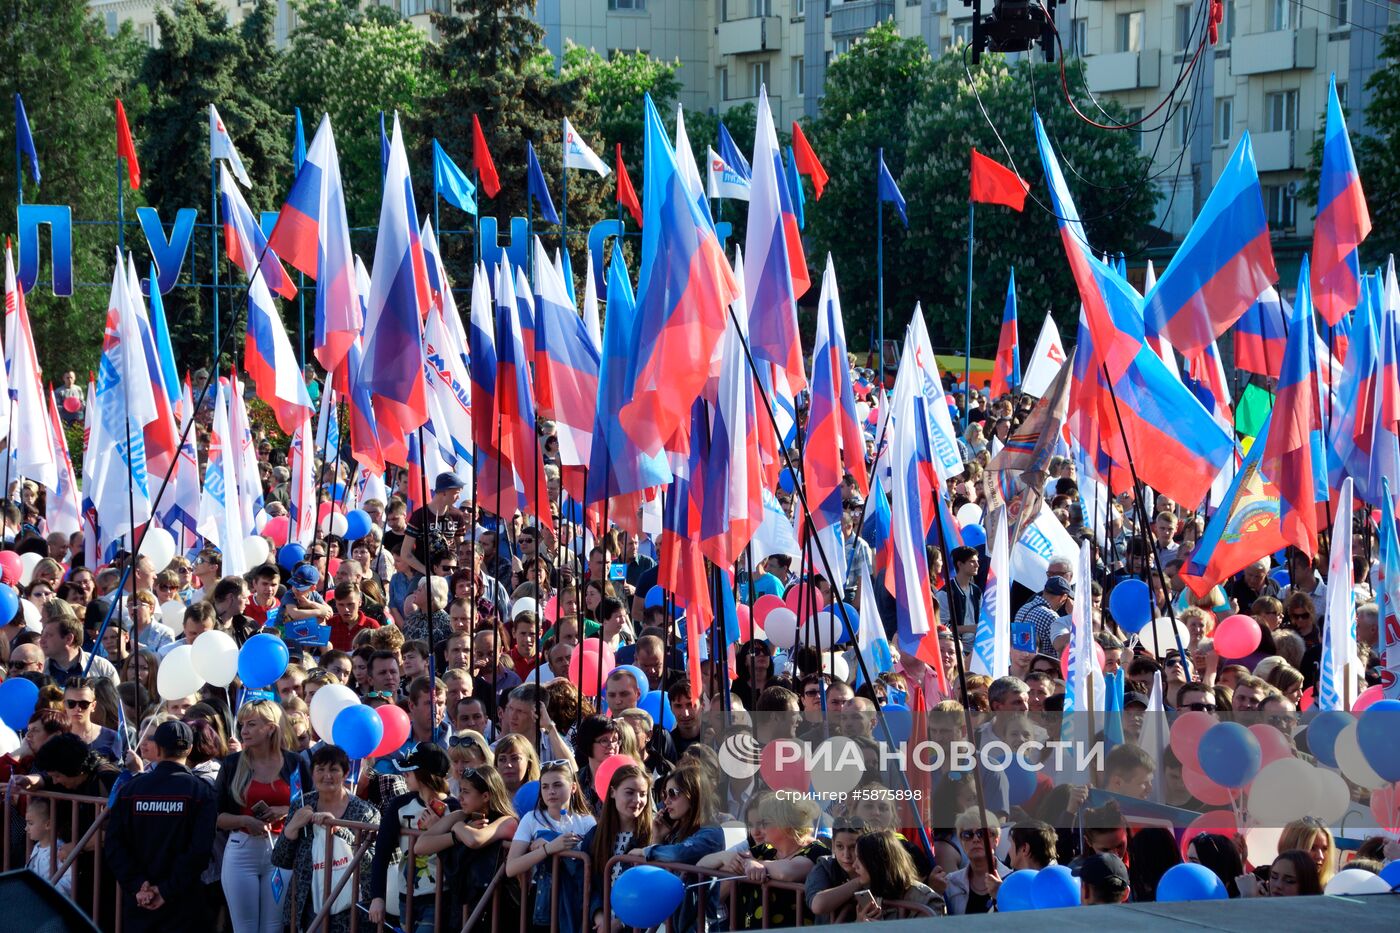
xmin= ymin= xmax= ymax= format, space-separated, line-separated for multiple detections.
xmin=853 ymin=889 xmax=878 ymax=913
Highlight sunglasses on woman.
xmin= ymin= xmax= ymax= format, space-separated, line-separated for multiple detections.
xmin=65 ymin=699 xmax=92 ymax=710
xmin=664 ymin=786 xmax=687 ymax=800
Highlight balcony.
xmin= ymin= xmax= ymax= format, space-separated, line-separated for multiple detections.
xmin=717 ymin=16 xmax=782 ymax=56
xmin=1252 ymin=130 xmax=1296 ymax=171
xmin=1084 ymin=50 xmax=1162 ymax=93
xmin=1231 ymin=28 xmax=1317 ymax=75
xmin=831 ymin=0 xmax=895 ymax=38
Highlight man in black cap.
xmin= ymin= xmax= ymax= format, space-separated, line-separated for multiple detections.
xmin=1074 ymin=852 xmax=1131 ymax=905
xmin=1014 ymin=575 xmax=1074 ymax=656
xmin=400 ymin=472 xmax=468 ymax=578
xmin=104 ymin=721 xmax=218 ymax=931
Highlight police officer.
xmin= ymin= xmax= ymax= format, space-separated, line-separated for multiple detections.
xmin=103 ymin=721 xmax=218 ymax=931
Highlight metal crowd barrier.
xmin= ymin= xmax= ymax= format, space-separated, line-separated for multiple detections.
xmin=3 ymin=792 xmax=934 ymax=932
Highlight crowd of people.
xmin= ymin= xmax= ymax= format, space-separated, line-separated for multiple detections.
xmin=0 ymin=366 xmax=1397 ymax=933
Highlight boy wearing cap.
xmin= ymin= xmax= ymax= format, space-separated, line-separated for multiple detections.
xmin=104 ymin=721 xmax=219 ymax=931
xmin=399 ymin=472 xmax=469 ymax=578
xmin=1075 ymin=852 xmax=1131 ymax=904
xmin=1014 ymin=576 xmax=1074 ymax=656
xmin=281 ymin=563 xmax=334 ymax=624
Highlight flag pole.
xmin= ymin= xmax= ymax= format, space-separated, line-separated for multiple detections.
xmin=117 ymin=154 xmax=126 ymax=256
xmin=473 ymin=168 xmax=481 ymax=265
xmin=876 ymin=149 xmax=885 ymax=395
xmin=964 ymin=201 xmax=974 ymax=429
xmin=293 ymin=119 xmax=306 ymax=369
xmin=210 ymin=158 xmax=221 ymax=370
xmin=561 ymin=158 xmax=568 ymax=265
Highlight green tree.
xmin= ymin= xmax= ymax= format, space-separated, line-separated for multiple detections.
xmin=0 ymin=0 xmax=147 ymax=376
xmin=281 ymin=0 xmax=443 ymax=228
xmin=138 ymin=0 xmax=290 ymax=367
xmin=561 ymin=43 xmax=681 ymax=163
xmin=806 ymin=25 xmax=1158 ymax=362
xmin=1301 ymin=25 xmax=1400 ymax=265
xmin=420 ymin=0 xmax=599 ymax=287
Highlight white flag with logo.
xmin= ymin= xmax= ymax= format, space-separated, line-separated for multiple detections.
xmin=1021 ymin=312 xmax=1066 ymax=398
xmin=209 ymin=104 xmax=251 ymax=187
xmin=707 ymin=147 xmax=752 ymax=201
xmin=562 ymin=117 xmax=609 ymax=176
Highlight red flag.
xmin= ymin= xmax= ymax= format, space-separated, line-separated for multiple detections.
xmin=615 ymin=143 xmax=642 ymax=227
xmin=969 ymin=147 xmax=1028 ymax=211
xmin=471 ymin=114 xmax=500 ymax=198
xmin=115 ymin=99 xmax=140 ymax=189
xmin=790 ymin=121 xmax=828 ymax=200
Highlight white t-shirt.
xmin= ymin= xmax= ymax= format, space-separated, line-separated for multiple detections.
xmin=26 ymin=840 xmax=73 ymax=898
xmin=512 ymin=809 xmax=596 ymax=847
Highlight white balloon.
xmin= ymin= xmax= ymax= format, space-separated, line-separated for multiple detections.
xmin=18 ymin=552 xmax=40 ymax=587
xmin=156 ymin=644 xmax=205 ymax=702
xmin=161 ymin=600 xmax=187 ymax=631
xmin=1247 ymin=758 xmax=1317 ymax=825
xmin=511 ymin=597 xmax=539 ymax=620
xmin=20 ymin=600 xmax=40 ymax=633
xmin=330 ymin=513 xmax=349 ymax=537
xmin=1325 ymin=868 xmax=1393 ymax=895
xmin=803 ymin=610 xmax=843 ymax=647
xmin=141 ymin=527 xmax=177 ymax=571
xmin=1309 ymin=767 xmax=1351 ymax=824
xmin=309 ymin=684 xmax=359 ymax=740
xmin=956 ymin=503 xmax=983 ymax=526
xmin=855 ymin=402 xmax=871 ymax=425
xmin=1243 ymin=825 xmax=1284 ymax=870
xmin=0 ymin=722 xmax=19 ymax=757
xmin=191 ymin=630 xmax=240 ymax=687
xmin=822 ymin=652 xmax=850 ymax=682
xmin=254 ymin=509 xmax=270 ymax=533
xmin=1138 ymin=617 xmax=1191 ymax=659
xmin=1335 ymin=719 xmax=1388 ymax=789
xmin=243 ymin=535 xmax=271 ymax=568
xmin=764 ymin=607 xmax=799 ymax=648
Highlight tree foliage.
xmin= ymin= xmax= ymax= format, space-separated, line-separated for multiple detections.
xmin=805 ymin=24 xmax=1158 ymax=360
xmin=0 ymin=0 xmax=146 ymax=377
xmin=561 ymin=43 xmax=681 ymax=163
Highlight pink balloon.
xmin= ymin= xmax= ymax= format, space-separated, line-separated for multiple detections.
xmin=371 ymin=704 xmax=410 ymax=758
xmin=567 ymin=638 xmax=617 ymax=695
xmin=1182 ymin=765 xmax=1234 ymax=806
xmin=1248 ymin=723 xmax=1294 ymax=768
xmin=752 ymin=594 xmax=785 ymax=629
xmin=316 ymin=500 xmax=345 ymax=522
xmin=593 ymin=752 xmax=635 ymax=800
xmin=1299 ymin=686 xmax=1315 ymax=711
xmin=1369 ymin=782 xmax=1400 ymax=833
xmin=62 ymin=396 xmax=81 ymax=413
xmin=0 ymin=551 xmax=20 ymax=586
xmin=327 ymin=557 xmax=342 ymax=579
xmin=1353 ymin=684 xmax=1384 ymax=714
xmin=783 ymin=584 xmax=826 ymax=615
xmin=1169 ymin=711 xmax=1217 ymax=771
xmin=544 ymin=595 xmax=560 ymax=623
xmin=1213 ymin=614 xmax=1262 ymax=658
xmin=735 ymin=603 xmax=754 ymax=642
xmin=263 ymin=516 xmax=291 ymax=548
xmin=1059 ymin=641 xmax=1107 ymax=679
xmin=1179 ymin=809 xmax=1239 ymax=859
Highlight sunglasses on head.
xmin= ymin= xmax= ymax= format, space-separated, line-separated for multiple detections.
xmin=542 ymin=759 xmax=571 ymax=769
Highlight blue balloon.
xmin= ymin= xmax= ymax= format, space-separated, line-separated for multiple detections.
xmin=1357 ymin=699 xmax=1400 ymax=782
xmin=645 ymin=586 xmax=666 ymax=609
xmin=0 ymin=677 xmax=39 ymax=731
xmin=1269 ymin=567 xmax=1290 ymax=586
xmin=961 ymin=523 xmax=987 ymax=548
xmin=1306 ymin=710 xmax=1352 ymax=768
xmin=344 ymin=509 xmax=372 ymax=541
xmin=779 ymin=468 xmax=795 ymax=494
xmin=0 ymin=584 xmax=17 ymax=625
xmin=639 ymin=690 xmax=675 ymax=730
xmin=997 ymin=869 xmax=1039 ymax=911
xmin=878 ymin=705 xmax=913 ymax=745
xmin=1380 ymin=858 xmax=1400 ymax=888
xmin=1198 ymin=721 xmax=1262 ymax=788
xmin=828 ymin=603 xmax=860 ymax=643
xmin=754 ymin=573 xmax=785 ymax=597
xmin=1030 ymin=864 xmax=1080 ymax=909
xmin=277 ymin=543 xmax=307 ymax=572
xmin=324 ymin=481 xmax=347 ymax=502
xmin=612 ymin=664 xmax=650 ymax=696
xmin=1108 ymin=579 xmax=1152 ymax=634
xmin=1157 ymin=862 xmax=1228 ymax=902
xmin=512 ymin=780 xmax=540 ymax=815
xmin=331 ymin=704 xmax=384 ymax=759
xmin=611 ymin=865 xmax=685 ymax=928
xmin=237 ymin=633 xmax=290 ymax=688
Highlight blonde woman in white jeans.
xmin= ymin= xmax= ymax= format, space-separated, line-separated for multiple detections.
xmin=215 ymin=699 xmax=312 ymax=933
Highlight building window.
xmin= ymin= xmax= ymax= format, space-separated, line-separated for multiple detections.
xmin=1336 ymin=81 xmax=1349 ymax=110
xmin=793 ymin=55 xmax=805 ymax=96
xmin=1215 ymin=98 xmax=1233 ymax=145
xmin=1224 ymin=0 xmax=1236 ymax=42
xmin=795 ymin=0 xmax=806 ymax=15
xmin=1264 ymin=184 xmax=1296 ymax=228
xmin=1175 ymin=6 xmax=1193 ymax=51
xmin=718 ymin=67 xmax=729 ymax=100
xmin=751 ymin=61 xmax=769 ymax=97
xmin=142 ymin=22 xmax=156 ymax=46
xmin=608 ymin=0 xmax=645 ymax=10
xmin=1268 ymin=0 xmax=1292 ymax=31
xmin=1174 ymin=106 xmax=1191 ymax=148
xmin=952 ymin=20 xmax=973 ymax=47
xmin=1117 ymin=11 xmax=1146 ymax=52
xmin=834 ymin=36 xmax=853 ymax=56
xmin=1334 ymin=0 xmax=1348 ymax=25
xmin=1071 ymin=18 xmax=1087 ymax=55
xmin=751 ymin=0 xmax=772 ymax=16
xmin=1266 ymin=89 xmax=1298 ymax=131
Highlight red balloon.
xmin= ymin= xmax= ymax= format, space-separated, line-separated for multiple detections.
xmin=1353 ymin=684 xmax=1384 ymax=714
xmin=1299 ymin=686 xmax=1315 ymax=712
xmin=592 ymin=752 xmax=635 ymax=800
xmin=327 ymin=557 xmax=341 ymax=579
xmin=1170 ymin=711 xmax=1217 ymax=771
xmin=784 ymin=584 xmax=826 ymax=616
xmin=759 ymin=739 xmax=811 ymax=793
xmin=1179 ymin=809 xmax=1239 ymax=859
xmin=1370 ymin=782 xmax=1400 ymax=833
xmin=62 ymin=396 xmax=81 ymax=413
xmin=1213 ymin=614 xmax=1262 ymax=658
xmin=752 ymin=594 xmax=785 ymax=629
xmin=1182 ymin=765 xmax=1234 ymax=806
xmin=1059 ymin=641 xmax=1107 ymax=679
xmin=371 ymin=704 xmax=410 ymax=758
xmin=262 ymin=515 xmax=291 ymax=548
xmin=567 ymin=638 xmax=617 ymax=695
xmin=735 ymin=603 xmax=754 ymax=642
xmin=1248 ymin=723 xmax=1294 ymax=768
xmin=0 ymin=551 xmax=20 ymax=586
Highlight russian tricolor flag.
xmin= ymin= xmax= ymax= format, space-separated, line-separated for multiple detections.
xmin=1235 ymin=285 xmax=1289 ymax=379
xmin=1312 ymin=74 xmax=1371 ymax=327
xmin=533 ymin=237 xmax=599 ymax=469
xmin=220 ymin=164 xmax=296 ymax=300
xmin=991 ymin=268 xmax=1021 ymax=397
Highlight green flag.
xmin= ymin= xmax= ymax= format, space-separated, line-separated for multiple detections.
xmin=1235 ymin=382 xmax=1274 ymax=438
